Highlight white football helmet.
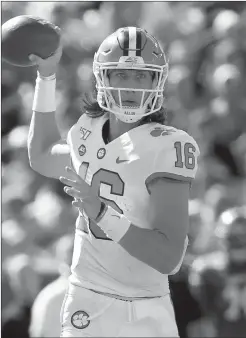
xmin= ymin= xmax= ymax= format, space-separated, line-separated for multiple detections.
xmin=93 ymin=27 xmax=168 ymax=123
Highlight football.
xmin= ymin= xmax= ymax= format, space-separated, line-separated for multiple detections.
xmin=1 ymin=15 xmax=61 ymax=67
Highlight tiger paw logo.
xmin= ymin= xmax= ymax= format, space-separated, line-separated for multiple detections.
xmin=97 ymin=147 xmax=106 ymax=159
xmin=150 ymin=127 xmax=175 ymax=137
xmin=71 ymin=310 xmax=90 ymax=329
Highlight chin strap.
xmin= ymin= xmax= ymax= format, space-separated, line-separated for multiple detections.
xmin=97 ymin=87 xmax=160 ymax=123
xmin=111 ymin=104 xmax=146 ymax=123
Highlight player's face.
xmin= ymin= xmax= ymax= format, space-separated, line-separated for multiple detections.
xmin=108 ymin=69 xmax=153 ymax=107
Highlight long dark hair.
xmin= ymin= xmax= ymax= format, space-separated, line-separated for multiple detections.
xmin=81 ymin=77 xmax=168 ymax=125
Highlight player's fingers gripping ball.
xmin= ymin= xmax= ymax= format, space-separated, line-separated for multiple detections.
xmin=29 ymin=42 xmax=63 ymax=69
xmin=1 ymin=15 xmax=61 ymax=67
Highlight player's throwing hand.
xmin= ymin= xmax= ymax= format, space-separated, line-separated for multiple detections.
xmin=29 ymin=31 xmax=62 ymax=77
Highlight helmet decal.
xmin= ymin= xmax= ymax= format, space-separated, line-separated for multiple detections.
xmin=136 ymin=28 xmax=142 ymax=56
xmin=118 ymin=27 xmax=144 ymax=57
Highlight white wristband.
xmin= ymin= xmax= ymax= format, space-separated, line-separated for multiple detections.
xmin=32 ymin=72 xmax=56 ymax=113
xmin=97 ymin=205 xmax=131 ymax=242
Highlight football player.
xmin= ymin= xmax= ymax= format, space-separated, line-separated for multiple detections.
xmin=28 ymin=27 xmax=200 ymax=337
xmin=188 ymin=206 xmax=246 ymax=337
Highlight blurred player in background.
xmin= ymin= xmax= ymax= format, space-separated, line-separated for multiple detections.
xmin=28 ymin=27 xmax=199 ymax=337
xmin=189 ymin=206 xmax=246 ymax=337
xmin=29 ymin=234 xmax=74 ymax=337
xmin=2 ymin=254 xmax=41 ymax=338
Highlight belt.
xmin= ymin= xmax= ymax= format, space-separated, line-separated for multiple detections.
xmin=89 ymin=288 xmax=164 ymax=302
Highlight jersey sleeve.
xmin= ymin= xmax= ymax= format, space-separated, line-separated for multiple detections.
xmin=66 ymin=113 xmax=95 ymax=174
xmin=66 ymin=114 xmax=87 ymax=174
xmin=146 ymin=131 xmax=200 ymax=187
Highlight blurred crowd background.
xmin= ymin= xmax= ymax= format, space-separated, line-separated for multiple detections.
xmin=1 ymin=1 xmax=246 ymax=337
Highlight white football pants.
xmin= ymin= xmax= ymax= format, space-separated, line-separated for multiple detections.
xmin=60 ymin=284 xmax=179 ymax=337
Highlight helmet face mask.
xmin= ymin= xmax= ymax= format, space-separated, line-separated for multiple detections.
xmin=93 ymin=27 xmax=168 ymax=123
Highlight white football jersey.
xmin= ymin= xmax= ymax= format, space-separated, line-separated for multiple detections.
xmin=67 ymin=112 xmax=199 ymax=297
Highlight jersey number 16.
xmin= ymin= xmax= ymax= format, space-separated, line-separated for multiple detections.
xmin=174 ymin=141 xmax=196 ymax=170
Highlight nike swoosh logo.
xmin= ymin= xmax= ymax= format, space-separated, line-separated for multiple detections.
xmin=116 ymin=157 xmax=129 ymax=164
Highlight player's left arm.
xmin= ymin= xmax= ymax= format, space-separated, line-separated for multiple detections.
xmin=62 ymin=172 xmax=190 ymax=274
xmin=119 ymin=177 xmax=190 ymax=274
xmin=119 ymin=133 xmax=200 ymax=274
xmin=60 ymin=169 xmax=189 ymax=273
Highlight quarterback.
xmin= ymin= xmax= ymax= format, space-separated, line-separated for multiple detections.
xmin=28 ymin=27 xmax=200 ymax=337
